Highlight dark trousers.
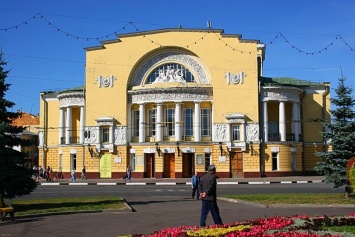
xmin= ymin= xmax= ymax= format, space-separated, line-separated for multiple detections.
xmin=200 ymin=200 xmax=223 ymax=226
xmin=192 ymin=186 xmax=200 ymax=199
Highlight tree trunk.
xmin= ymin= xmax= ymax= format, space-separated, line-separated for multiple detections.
xmin=345 ymin=185 xmax=351 ymax=199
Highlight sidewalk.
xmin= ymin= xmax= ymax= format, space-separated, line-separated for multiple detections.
xmin=39 ymin=175 xmax=326 ymax=186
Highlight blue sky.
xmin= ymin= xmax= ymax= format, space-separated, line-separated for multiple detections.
xmin=1 ymin=0 xmax=354 ymax=115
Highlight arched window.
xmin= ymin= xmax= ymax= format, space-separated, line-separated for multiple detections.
xmin=146 ymin=63 xmax=195 ymax=84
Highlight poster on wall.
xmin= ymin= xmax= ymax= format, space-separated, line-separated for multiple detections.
xmin=100 ymin=154 xmax=112 ymax=178
xmin=136 ymin=155 xmax=144 ymax=165
xmin=196 ymin=154 xmax=204 ymax=165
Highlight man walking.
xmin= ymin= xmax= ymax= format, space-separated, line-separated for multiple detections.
xmin=191 ymin=171 xmax=201 ymax=199
xmin=198 ymin=165 xmax=223 ymax=226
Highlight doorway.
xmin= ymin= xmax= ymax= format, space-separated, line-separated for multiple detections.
xmin=230 ymin=152 xmax=243 ymax=177
xmin=144 ymin=153 xmax=155 ymax=178
xmin=182 ymin=153 xmax=194 ymax=178
xmin=163 ymin=153 xmax=175 ymax=178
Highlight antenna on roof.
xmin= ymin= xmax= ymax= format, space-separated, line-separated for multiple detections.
xmin=207 ymin=20 xmax=212 ymax=29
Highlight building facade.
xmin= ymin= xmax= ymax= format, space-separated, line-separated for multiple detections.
xmin=39 ymin=28 xmax=330 ymax=179
xmin=12 ymin=112 xmax=40 ymax=168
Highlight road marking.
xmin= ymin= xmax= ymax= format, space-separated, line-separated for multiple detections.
xmin=41 ymin=183 xmax=60 ymax=186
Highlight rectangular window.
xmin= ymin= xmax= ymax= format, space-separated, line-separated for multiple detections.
xmin=130 ymin=153 xmax=136 ymax=171
xmin=183 ymin=108 xmax=194 ymax=137
xmin=201 ymin=108 xmax=211 ymax=136
xmin=268 ymin=122 xmax=279 ymax=141
xmin=132 ymin=110 xmax=139 ymax=137
xmin=59 ymin=154 xmax=63 ymax=172
xmin=148 ymin=109 xmax=156 ymax=137
xmin=164 ymin=108 xmax=175 ymax=136
xmin=102 ymin=127 xmax=109 ymax=143
xmin=204 ymin=153 xmax=211 ymax=171
xmin=272 ymin=152 xmax=278 ymax=171
xmin=232 ymin=125 xmax=240 ymax=141
xmin=71 ymin=154 xmax=77 ymax=170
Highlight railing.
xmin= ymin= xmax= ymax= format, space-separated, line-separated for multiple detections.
xmin=268 ymin=133 xmax=302 ymax=142
xmin=60 ymin=136 xmax=80 ymax=145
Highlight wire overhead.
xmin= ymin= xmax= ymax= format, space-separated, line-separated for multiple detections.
xmin=0 ymin=13 xmax=354 ymax=55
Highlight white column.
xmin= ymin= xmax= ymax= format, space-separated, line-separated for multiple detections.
xmin=297 ymin=103 xmax=301 ymax=140
xmin=96 ymin=127 xmax=101 ymax=147
xmin=109 ymin=126 xmax=114 ymax=144
xmin=139 ymin=103 xmax=145 ymax=143
xmin=279 ymin=101 xmax=286 ymax=141
xmin=226 ymin=123 xmax=231 ymax=142
xmin=292 ymin=102 xmax=299 ymax=142
xmin=156 ymin=102 xmax=163 ymax=142
xmin=80 ymin=106 xmax=85 ymax=144
xmin=263 ymin=101 xmax=268 ymax=142
xmin=194 ymin=102 xmax=201 ymax=142
xmin=59 ymin=108 xmax=64 ymax=144
xmin=175 ymin=102 xmax=182 ymax=141
xmin=65 ymin=107 xmax=72 ymax=144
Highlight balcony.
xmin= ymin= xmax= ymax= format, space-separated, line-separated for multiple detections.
xmin=60 ymin=136 xmax=80 ymax=145
xmin=268 ymin=133 xmax=302 ymax=142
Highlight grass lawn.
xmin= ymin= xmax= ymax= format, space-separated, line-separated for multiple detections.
xmin=11 ymin=196 xmax=128 ymax=216
xmin=222 ymin=193 xmax=355 ymax=205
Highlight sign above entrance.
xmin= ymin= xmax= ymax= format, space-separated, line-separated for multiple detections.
xmin=225 ymin=71 xmax=247 ymax=85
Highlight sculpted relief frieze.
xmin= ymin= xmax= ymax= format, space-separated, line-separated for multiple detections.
xmin=132 ymin=52 xmax=209 ymax=86
xmin=84 ymin=127 xmax=98 ymax=144
xmin=58 ymin=93 xmax=84 ymax=107
xmin=213 ymin=124 xmax=228 ymax=142
xmin=246 ymin=124 xmax=259 ymax=141
xmin=97 ymin=75 xmax=116 ymax=88
xmin=114 ymin=126 xmax=127 ymax=145
xmin=262 ymin=88 xmax=302 ymax=101
xmin=152 ymin=66 xmax=186 ymax=84
xmin=130 ymin=88 xmax=212 ymax=103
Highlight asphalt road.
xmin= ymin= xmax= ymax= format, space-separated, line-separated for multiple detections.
xmin=16 ymin=182 xmax=343 ymax=200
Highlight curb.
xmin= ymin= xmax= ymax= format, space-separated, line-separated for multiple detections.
xmin=217 ymin=197 xmax=355 ymax=208
xmin=39 ymin=180 xmax=325 ymax=186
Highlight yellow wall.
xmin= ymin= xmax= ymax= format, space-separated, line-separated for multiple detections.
xmin=85 ymin=31 xmax=260 ymax=127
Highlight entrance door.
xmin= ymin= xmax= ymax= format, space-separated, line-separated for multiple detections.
xmin=182 ymin=153 xmax=194 ymax=178
xmin=230 ymin=152 xmax=243 ymax=177
xmin=163 ymin=153 xmax=175 ymax=178
xmin=144 ymin=153 xmax=155 ymax=178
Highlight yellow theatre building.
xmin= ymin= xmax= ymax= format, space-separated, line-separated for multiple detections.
xmin=38 ymin=28 xmax=330 ymax=179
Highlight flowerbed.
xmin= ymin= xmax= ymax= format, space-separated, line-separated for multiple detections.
xmin=120 ymin=214 xmax=355 ymax=237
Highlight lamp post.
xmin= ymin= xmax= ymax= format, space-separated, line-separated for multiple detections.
xmin=155 ymin=142 xmax=161 ymax=157
xmin=176 ymin=141 xmax=180 ymax=157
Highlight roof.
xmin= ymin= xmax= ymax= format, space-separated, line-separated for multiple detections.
xmin=85 ymin=28 xmax=261 ymax=51
xmin=41 ymin=86 xmax=84 ymax=95
xmin=260 ymin=77 xmax=326 ymax=88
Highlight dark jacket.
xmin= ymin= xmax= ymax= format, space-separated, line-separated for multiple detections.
xmin=191 ymin=175 xmax=200 ymax=188
xmin=198 ymin=172 xmax=217 ymax=201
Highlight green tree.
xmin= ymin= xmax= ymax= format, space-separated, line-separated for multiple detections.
xmin=315 ymin=73 xmax=355 ymax=189
xmin=0 ymin=51 xmax=37 ymax=201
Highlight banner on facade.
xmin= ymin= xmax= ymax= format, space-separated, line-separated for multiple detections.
xmin=100 ymin=154 xmax=112 ymax=178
